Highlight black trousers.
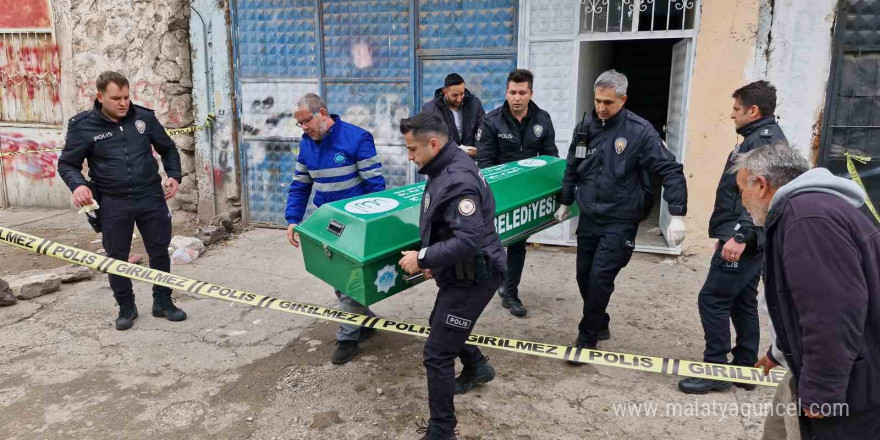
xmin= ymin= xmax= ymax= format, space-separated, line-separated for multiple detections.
xmin=424 ymin=275 xmax=499 ymax=436
xmin=97 ymin=192 xmax=173 ymax=299
xmin=698 ymin=243 xmax=762 ymax=365
xmin=575 ymin=218 xmax=638 ymax=344
xmin=500 ymin=237 xmax=528 ymax=299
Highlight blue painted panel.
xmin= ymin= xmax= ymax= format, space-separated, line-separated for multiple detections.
xmin=418 ymin=0 xmax=516 ymax=50
xmin=243 ymin=139 xmax=318 ymax=223
xmin=237 ymin=0 xmax=319 ymax=78
xmin=420 ymin=58 xmax=515 ymax=112
xmin=322 ymin=0 xmax=411 ymax=78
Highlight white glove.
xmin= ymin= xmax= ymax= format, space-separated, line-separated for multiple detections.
xmin=554 ymin=204 xmax=571 ymax=222
xmin=458 ymin=145 xmax=476 ymax=153
xmin=665 ymin=215 xmax=687 ymax=247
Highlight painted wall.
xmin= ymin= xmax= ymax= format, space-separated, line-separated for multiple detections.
xmin=681 ymin=0 xmax=765 ymax=255
xmin=189 ymin=0 xmax=240 ymax=220
xmin=747 ymin=0 xmax=837 ymax=162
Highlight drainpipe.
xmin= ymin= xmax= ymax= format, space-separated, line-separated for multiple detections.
xmin=191 ymin=5 xmax=218 ymax=217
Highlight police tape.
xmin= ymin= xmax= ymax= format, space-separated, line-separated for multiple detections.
xmin=0 ymin=225 xmax=784 ymax=388
xmin=166 ymin=113 xmax=215 ymax=136
xmin=0 ymin=148 xmax=64 ymax=157
xmin=845 ymin=152 xmax=880 ymax=223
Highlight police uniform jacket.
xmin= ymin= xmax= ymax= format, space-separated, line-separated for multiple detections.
xmin=59 ymin=100 xmax=182 ymax=198
xmin=475 ymin=101 xmax=558 ymax=168
xmin=561 ymin=109 xmax=687 ymax=222
xmin=416 ymin=140 xmax=507 ymax=288
xmin=708 ymin=115 xmax=786 ymax=246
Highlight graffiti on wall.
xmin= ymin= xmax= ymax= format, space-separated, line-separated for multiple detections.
xmin=0 ymin=37 xmax=62 ymax=124
xmin=0 ymin=132 xmax=59 ymax=181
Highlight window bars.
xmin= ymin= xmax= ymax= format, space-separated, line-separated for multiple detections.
xmin=580 ymin=0 xmax=698 ymax=34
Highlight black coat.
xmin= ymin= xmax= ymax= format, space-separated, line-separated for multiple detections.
xmin=708 ymin=116 xmax=787 ymax=247
xmin=421 ymin=87 xmax=485 ymax=147
xmin=561 ymin=109 xmax=687 ymax=223
xmin=59 ymin=101 xmax=182 ymax=198
xmin=475 ymin=101 xmax=558 ymax=168
xmin=416 ymin=141 xmax=506 ymax=288
xmin=765 ymin=190 xmax=880 ymax=439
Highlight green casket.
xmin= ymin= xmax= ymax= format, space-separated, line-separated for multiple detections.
xmin=295 ymin=156 xmax=579 ymax=306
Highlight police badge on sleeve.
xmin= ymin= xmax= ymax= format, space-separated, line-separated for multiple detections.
xmin=458 ymin=199 xmax=476 ymax=216
xmin=135 ymin=120 xmax=146 ymax=134
xmin=614 ymin=137 xmax=627 ymax=154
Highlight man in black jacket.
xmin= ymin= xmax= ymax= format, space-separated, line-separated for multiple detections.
xmin=733 ymin=142 xmax=880 ymax=440
xmin=398 ymin=113 xmax=506 ymax=440
xmin=557 ymin=70 xmax=687 ymax=350
xmin=680 ymin=81 xmax=787 ymax=394
xmin=58 ymin=71 xmax=186 ymax=331
xmin=421 ymin=73 xmax=485 ymax=156
xmin=476 ymin=69 xmax=558 ymax=317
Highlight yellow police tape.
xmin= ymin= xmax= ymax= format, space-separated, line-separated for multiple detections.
xmin=0 ymin=225 xmax=783 ymax=387
xmin=166 ymin=113 xmax=215 ymax=136
xmin=0 ymin=147 xmax=64 ymax=157
xmin=845 ymin=152 xmax=880 ymax=223
xmin=0 ymin=114 xmax=216 ymax=157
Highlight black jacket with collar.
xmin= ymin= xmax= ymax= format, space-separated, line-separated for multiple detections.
xmin=475 ymin=101 xmax=558 ymax=168
xmin=416 ymin=140 xmax=507 ymax=288
xmin=561 ymin=109 xmax=687 ymax=223
xmin=421 ymin=87 xmax=485 ymax=147
xmin=58 ymin=101 xmax=182 ymax=198
xmin=708 ymin=115 xmax=787 ymax=248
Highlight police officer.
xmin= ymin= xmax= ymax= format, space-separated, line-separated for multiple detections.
xmin=58 ymin=71 xmax=185 ymax=331
xmin=476 ymin=68 xmax=558 ymax=317
xmin=556 ymin=70 xmax=688 ymax=350
xmin=398 ymin=112 xmax=506 ymax=440
xmin=285 ymin=93 xmax=386 ymax=365
xmin=679 ymin=80 xmax=787 ymax=394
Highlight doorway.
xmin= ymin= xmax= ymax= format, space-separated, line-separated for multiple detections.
xmin=572 ymin=37 xmax=693 ymax=252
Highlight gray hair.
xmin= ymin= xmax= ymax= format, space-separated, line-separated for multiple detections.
xmin=296 ymin=93 xmax=328 ymax=113
xmin=594 ymin=70 xmax=628 ymax=97
xmin=730 ymin=140 xmax=811 ymax=188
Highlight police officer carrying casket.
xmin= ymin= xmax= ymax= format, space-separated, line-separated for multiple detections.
xmin=556 ymin=70 xmax=688 ymax=351
xmin=476 ymin=68 xmax=558 ymax=317
xmin=398 ymin=112 xmax=506 ymax=440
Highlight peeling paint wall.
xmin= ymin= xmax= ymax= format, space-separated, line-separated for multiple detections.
xmin=189 ymin=0 xmax=239 ymax=221
xmin=746 ymin=0 xmax=838 ymax=161
xmin=1 ymin=0 xmax=197 ymax=211
xmin=680 ymin=0 xmax=765 ymax=255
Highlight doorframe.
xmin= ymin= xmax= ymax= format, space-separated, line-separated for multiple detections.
xmin=519 ymin=0 xmax=700 ymax=254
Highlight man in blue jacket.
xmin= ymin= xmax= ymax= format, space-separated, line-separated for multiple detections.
xmin=285 ymin=93 xmax=386 ymax=364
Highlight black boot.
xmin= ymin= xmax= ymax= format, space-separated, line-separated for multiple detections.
xmin=152 ymin=291 xmax=187 ymax=322
xmin=115 ymin=294 xmax=138 ymax=331
xmin=568 ymin=332 xmax=596 ymax=365
xmin=678 ymin=377 xmax=732 ymax=394
xmin=454 ymin=358 xmax=495 ymax=394
xmin=597 ymin=327 xmax=611 ymax=341
xmin=331 ymin=340 xmax=360 ymax=364
xmin=506 ymin=297 xmax=527 ymax=317
xmin=416 ymin=420 xmax=459 ymax=440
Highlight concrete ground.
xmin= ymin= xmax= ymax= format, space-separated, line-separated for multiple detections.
xmin=0 ymin=207 xmax=777 ymax=440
